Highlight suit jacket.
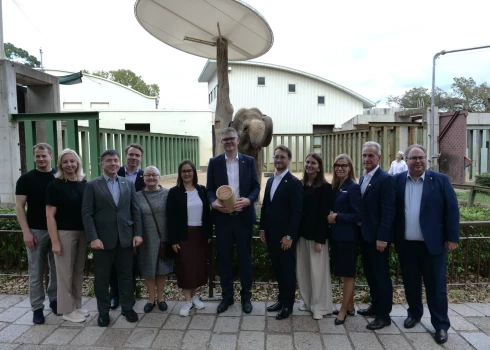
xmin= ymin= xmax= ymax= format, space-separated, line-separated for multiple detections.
xmin=259 ymin=171 xmax=303 ymax=240
xmin=393 ymin=170 xmax=460 ymax=255
xmin=206 ymin=153 xmax=260 ymax=225
xmin=331 ymin=178 xmax=362 ymax=241
xmin=299 ymin=183 xmax=332 ymax=243
xmin=118 ymin=166 xmax=145 ymax=192
xmin=359 ymin=167 xmax=396 ymax=243
xmin=167 ymin=184 xmax=213 ymax=244
xmin=82 ymin=175 xmax=142 ymax=250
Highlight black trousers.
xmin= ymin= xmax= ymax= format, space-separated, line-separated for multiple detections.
xmin=400 ymin=240 xmax=450 ymax=331
xmin=109 ymin=254 xmax=138 ymax=300
xmin=360 ymin=240 xmax=393 ymax=320
xmin=93 ymin=244 xmax=133 ymax=315
xmin=215 ymin=215 xmax=253 ymax=301
xmin=267 ymin=236 xmax=296 ymax=309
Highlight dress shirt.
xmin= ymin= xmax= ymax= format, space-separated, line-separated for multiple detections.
xmin=103 ymin=173 xmax=120 ymax=205
xmin=187 ymin=189 xmax=203 ymax=226
xmin=360 ymin=165 xmax=379 ymax=196
xmin=404 ymin=172 xmax=425 ymax=241
xmin=124 ymin=166 xmax=139 ymax=183
xmin=270 ymin=169 xmax=289 ymax=200
xmin=225 ymin=153 xmax=240 ymax=198
xmin=389 ymin=160 xmax=408 ymax=175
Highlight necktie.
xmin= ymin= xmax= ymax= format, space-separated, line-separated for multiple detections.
xmin=360 ymin=175 xmax=369 ymax=196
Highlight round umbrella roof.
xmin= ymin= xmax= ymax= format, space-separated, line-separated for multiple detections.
xmin=134 ymin=0 xmax=273 ymax=61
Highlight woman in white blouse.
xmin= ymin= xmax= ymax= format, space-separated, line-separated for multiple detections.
xmin=167 ymin=160 xmax=213 ymax=317
xmin=388 ymin=151 xmax=408 ymax=175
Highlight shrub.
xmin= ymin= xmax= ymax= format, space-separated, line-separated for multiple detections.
xmin=476 ymin=173 xmax=490 ymax=187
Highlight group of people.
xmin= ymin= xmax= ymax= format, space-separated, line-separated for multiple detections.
xmin=15 ymin=128 xmax=459 ymax=345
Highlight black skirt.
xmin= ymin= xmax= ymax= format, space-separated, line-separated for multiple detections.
xmin=331 ymin=239 xmax=359 ymax=278
xmin=175 ymin=226 xmax=208 ymax=289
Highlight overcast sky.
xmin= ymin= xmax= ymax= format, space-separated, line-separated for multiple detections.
xmin=4 ymin=0 xmax=490 ymax=110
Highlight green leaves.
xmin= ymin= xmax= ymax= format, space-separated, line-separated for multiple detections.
xmin=4 ymin=43 xmax=40 ymax=68
xmin=84 ymin=69 xmax=160 ymax=97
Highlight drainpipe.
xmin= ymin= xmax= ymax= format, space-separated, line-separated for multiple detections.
xmin=0 ymin=0 xmax=5 ymax=59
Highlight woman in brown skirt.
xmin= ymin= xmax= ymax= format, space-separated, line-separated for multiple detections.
xmin=167 ymin=160 xmax=212 ymax=317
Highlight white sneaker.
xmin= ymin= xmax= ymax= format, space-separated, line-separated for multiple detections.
xmin=298 ymin=300 xmax=309 ymax=311
xmin=76 ymin=308 xmax=90 ymax=317
xmin=313 ymin=313 xmax=323 ymax=320
xmin=192 ymin=296 xmax=205 ymax=310
xmin=179 ymin=302 xmax=194 ymax=317
xmin=63 ymin=311 xmax=86 ymax=323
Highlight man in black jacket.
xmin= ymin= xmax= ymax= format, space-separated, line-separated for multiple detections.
xmin=110 ymin=144 xmax=145 ymax=309
xmin=260 ymin=145 xmax=303 ymax=320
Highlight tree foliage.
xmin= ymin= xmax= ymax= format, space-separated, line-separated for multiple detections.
xmin=387 ymin=77 xmax=490 ymax=112
xmin=86 ymin=69 xmax=159 ymax=96
xmin=4 ymin=43 xmax=40 ymax=67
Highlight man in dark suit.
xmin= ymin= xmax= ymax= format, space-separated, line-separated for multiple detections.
xmin=357 ymin=141 xmax=395 ymax=330
xmin=109 ymin=144 xmax=145 ymax=309
xmin=259 ymin=145 xmax=303 ymax=320
xmin=82 ymin=150 xmax=143 ymax=327
xmin=206 ymin=127 xmax=260 ymax=314
xmin=394 ymin=144 xmax=459 ymax=344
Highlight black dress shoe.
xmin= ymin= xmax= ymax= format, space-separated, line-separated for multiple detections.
xmin=434 ymin=329 xmax=448 ymax=344
xmin=267 ymin=301 xmax=283 ymax=312
xmin=357 ymin=306 xmax=377 ymax=316
xmin=217 ymin=299 xmax=234 ymax=314
xmin=403 ymin=316 xmax=420 ymax=329
xmin=242 ymin=300 xmax=253 ymax=314
xmin=143 ymin=302 xmax=155 ymax=313
xmin=334 ymin=314 xmax=347 ymax=325
xmin=97 ymin=314 xmax=110 ymax=327
xmin=121 ymin=309 xmax=139 ymax=322
xmin=333 ymin=308 xmax=355 ymax=316
xmin=276 ymin=307 xmax=292 ymax=320
xmin=110 ymin=297 xmax=119 ymax=310
xmin=158 ymin=301 xmax=168 ymax=311
xmin=366 ymin=318 xmax=391 ymax=330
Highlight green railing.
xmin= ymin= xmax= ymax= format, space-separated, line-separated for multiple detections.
xmin=10 ymin=112 xmax=199 ymax=179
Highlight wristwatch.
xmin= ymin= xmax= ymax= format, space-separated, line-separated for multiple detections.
xmin=285 ymin=235 xmax=292 ymax=240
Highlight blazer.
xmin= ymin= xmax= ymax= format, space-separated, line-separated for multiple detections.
xmin=206 ymin=153 xmax=260 ymax=225
xmin=166 ymin=184 xmax=213 ymax=244
xmin=118 ymin=166 xmax=145 ymax=192
xmin=82 ymin=175 xmax=142 ymax=250
xmin=299 ymin=183 xmax=332 ymax=243
xmin=260 ymin=171 xmax=303 ymax=240
xmin=330 ymin=178 xmax=362 ymax=241
xmin=359 ymin=167 xmax=396 ymax=243
xmin=393 ymin=170 xmax=460 ymax=255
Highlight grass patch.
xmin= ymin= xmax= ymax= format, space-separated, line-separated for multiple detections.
xmin=456 ymin=190 xmax=490 ymax=206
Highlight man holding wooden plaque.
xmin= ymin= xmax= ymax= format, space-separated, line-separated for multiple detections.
xmin=206 ymin=127 xmax=260 ymax=314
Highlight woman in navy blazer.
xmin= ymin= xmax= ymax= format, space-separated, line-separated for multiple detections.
xmin=327 ymin=154 xmax=362 ymax=326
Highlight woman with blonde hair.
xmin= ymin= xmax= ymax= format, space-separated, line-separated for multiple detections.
xmin=46 ymin=149 xmax=89 ymax=323
xmin=327 ymin=154 xmax=362 ymax=325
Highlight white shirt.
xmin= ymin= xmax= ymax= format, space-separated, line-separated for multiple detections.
xmin=405 ymin=172 xmax=425 ymax=241
xmin=187 ymin=189 xmax=203 ymax=226
xmin=225 ymin=153 xmax=240 ymax=199
xmin=360 ymin=165 xmax=379 ymax=196
xmin=270 ymin=169 xmax=289 ymax=200
xmin=389 ymin=160 xmax=408 ymax=175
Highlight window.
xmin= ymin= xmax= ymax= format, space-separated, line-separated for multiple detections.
xmin=318 ymin=96 xmax=325 ymax=105
xmin=214 ymin=86 xmax=217 ymax=99
xmin=63 ymin=102 xmax=82 ymax=110
xmin=288 ymin=84 xmax=296 ymax=93
xmin=90 ymin=102 xmax=109 ymax=110
xmin=258 ymin=77 xmax=265 ymax=86
xmin=125 ymin=123 xmax=150 ymax=132
xmin=209 ymin=92 xmax=212 ymax=103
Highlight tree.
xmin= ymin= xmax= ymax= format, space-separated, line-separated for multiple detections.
xmin=4 ymin=43 xmax=40 ymax=67
xmin=387 ymin=87 xmax=431 ymax=108
xmin=85 ymin=69 xmax=159 ymax=96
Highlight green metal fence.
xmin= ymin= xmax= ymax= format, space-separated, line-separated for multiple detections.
xmin=10 ymin=112 xmax=199 ymax=180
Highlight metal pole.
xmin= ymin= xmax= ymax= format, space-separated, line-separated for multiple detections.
xmin=429 ymin=44 xmax=490 ymax=169
xmin=0 ymin=0 xmax=5 ymax=59
xmin=39 ymin=48 xmax=43 ymax=71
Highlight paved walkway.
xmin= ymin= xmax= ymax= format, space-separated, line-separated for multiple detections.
xmin=0 ymin=294 xmax=490 ymax=349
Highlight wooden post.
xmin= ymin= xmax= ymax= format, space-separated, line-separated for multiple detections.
xmin=214 ymin=37 xmax=234 ymax=156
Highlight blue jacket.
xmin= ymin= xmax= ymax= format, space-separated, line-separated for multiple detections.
xmin=206 ymin=153 xmax=260 ymax=225
xmin=360 ymin=167 xmax=396 ymax=243
xmin=393 ymin=170 xmax=460 ymax=255
xmin=330 ymin=178 xmax=362 ymax=241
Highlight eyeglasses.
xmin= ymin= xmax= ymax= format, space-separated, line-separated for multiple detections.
xmin=333 ymin=164 xmax=349 ymax=169
xmin=273 ymin=155 xmax=289 ymax=160
xmin=221 ymin=137 xmax=237 ymax=143
xmin=181 ymin=170 xmax=193 ymax=174
xmin=407 ymin=156 xmax=426 ymax=161
xmin=144 ymin=174 xmax=159 ymax=178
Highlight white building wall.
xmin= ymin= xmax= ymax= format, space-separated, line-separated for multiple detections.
xmin=207 ymin=65 xmax=364 ymax=133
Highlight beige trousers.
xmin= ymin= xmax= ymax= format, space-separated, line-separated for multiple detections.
xmin=54 ymin=230 xmax=87 ymax=314
xmin=296 ymin=237 xmax=333 ymax=316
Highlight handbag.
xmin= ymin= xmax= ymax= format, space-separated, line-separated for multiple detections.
xmin=141 ymin=191 xmax=175 ymax=261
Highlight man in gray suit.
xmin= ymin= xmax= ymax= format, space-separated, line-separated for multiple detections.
xmin=82 ymin=150 xmax=142 ymax=327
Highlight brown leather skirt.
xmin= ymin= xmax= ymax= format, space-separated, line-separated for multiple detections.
xmin=175 ymin=226 xmax=208 ymax=289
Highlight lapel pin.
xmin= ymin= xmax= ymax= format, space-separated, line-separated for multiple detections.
xmin=242 ymin=161 xmax=244 ymax=163
xmin=285 ymin=180 xmax=288 ymax=183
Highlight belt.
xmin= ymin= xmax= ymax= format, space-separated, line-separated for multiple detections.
xmin=229 ymin=211 xmax=239 ymax=216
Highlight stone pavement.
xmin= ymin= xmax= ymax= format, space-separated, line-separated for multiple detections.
xmin=1 ymin=294 xmax=490 ymax=350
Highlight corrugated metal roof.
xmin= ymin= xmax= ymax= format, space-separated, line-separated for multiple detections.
xmin=198 ymin=60 xmax=374 ymax=108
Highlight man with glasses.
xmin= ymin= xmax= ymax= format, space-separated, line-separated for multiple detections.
xmin=206 ymin=127 xmax=260 ymax=314
xmin=393 ymin=144 xmax=459 ymax=344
